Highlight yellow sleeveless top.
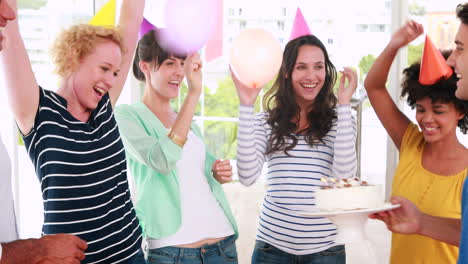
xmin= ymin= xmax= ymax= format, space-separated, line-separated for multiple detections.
xmin=390 ymin=124 xmax=467 ymax=264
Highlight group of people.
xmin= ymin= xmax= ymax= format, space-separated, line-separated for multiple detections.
xmin=0 ymin=0 xmax=467 ymax=263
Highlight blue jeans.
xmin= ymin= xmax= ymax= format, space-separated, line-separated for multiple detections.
xmin=127 ymin=249 xmax=147 ymax=264
xmin=252 ymin=240 xmax=345 ymax=264
xmin=147 ymin=235 xmax=238 ymax=264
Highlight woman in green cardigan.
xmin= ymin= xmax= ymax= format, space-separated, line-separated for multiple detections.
xmin=115 ymin=30 xmax=238 ymax=264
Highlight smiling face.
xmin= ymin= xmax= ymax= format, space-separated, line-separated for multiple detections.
xmin=291 ymin=45 xmax=326 ymax=108
xmin=69 ymin=40 xmax=122 ymax=112
xmin=415 ymin=97 xmax=464 ymax=143
xmin=447 ymin=23 xmax=468 ymax=100
xmin=145 ymin=56 xmax=185 ymax=100
xmin=0 ymin=0 xmax=16 ymax=51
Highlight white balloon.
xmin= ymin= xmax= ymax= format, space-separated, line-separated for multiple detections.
xmin=230 ymin=29 xmax=283 ymax=88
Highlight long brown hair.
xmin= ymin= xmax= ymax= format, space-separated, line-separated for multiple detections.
xmin=264 ymin=35 xmax=338 ymax=155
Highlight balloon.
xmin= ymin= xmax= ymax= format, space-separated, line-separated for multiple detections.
xmin=159 ymin=0 xmax=219 ymax=55
xmin=230 ymin=29 xmax=283 ymax=88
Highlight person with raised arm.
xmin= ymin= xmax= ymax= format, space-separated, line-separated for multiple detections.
xmin=114 ymin=29 xmax=238 ymax=264
xmin=0 ymin=1 xmax=88 ymax=264
xmin=0 ymin=0 xmax=147 ymax=262
xmin=364 ymin=20 xmax=468 ymax=263
xmin=369 ymin=5 xmax=468 ymax=264
xmin=233 ymin=34 xmax=358 ymax=264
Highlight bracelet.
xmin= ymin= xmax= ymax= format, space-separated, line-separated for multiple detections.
xmin=167 ymin=129 xmax=187 ymax=147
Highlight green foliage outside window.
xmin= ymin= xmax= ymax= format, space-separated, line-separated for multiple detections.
xmin=201 ymin=76 xmax=269 ymax=159
xmin=408 ymin=43 xmax=424 ymax=65
xmin=358 ymin=54 xmax=377 ymax=81
xmin=204 ymin=121 xmax=238 ymax=160
xmin=19 ymin=0 xmax=47 ymax=10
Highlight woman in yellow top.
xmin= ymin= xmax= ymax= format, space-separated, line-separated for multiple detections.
xmin=364 ymin=20 xmax=468 ymax=263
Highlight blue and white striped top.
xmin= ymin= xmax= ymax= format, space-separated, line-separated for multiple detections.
xmin=236 ymin=104 xmax=357 ymax=255
xmin=23 ymin=88 xmax=143 ymax=264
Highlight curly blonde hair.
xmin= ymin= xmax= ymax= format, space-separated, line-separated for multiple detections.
xmin=50 ymin=24 xmax=124 ymax=77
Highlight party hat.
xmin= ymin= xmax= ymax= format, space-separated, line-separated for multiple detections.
xmin=419 ymin=35 xmax=453 ymax=85
xmin=139 ymin=17 xmax=157 ymax=40
xmin=89 ymin=0 xmax=116 ymax=27
xmin=289 ymin=7 xmax=312 ymax=41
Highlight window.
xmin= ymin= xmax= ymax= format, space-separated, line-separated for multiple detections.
xmin=370 ymin=24 xmax=386 ymax=32
xmin=240 ymin=20 xmax=247 ymax=29
xmin=277 ymin=21 xmax=285 ymax=31
xmin=281 ymin=7 xmax=287 ymax=16
xmin=357 ymin=24 xmax=369 ymax=32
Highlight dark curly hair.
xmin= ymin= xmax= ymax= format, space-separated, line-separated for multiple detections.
xmin=401 ymin=50 xmax=468 ymax=133
xmin=133 ymin=29 xmax=186 ymax=82
xmin=264 ymin=35 xmax=338 ymax=155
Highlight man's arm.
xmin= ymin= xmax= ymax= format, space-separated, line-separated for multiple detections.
xmin=0 ymin=234 xmax=87 ymax=264
xmin=419 ymin=214 xmax=461 ymax=246
xmin=370 ymin=196 xmax=461 ymax=246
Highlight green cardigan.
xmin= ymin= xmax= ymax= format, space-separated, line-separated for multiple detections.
xmin=115 ymin=102 xmax=238 ymax=239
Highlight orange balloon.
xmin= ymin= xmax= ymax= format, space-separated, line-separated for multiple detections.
xmin=230 ymin=29 xmax=283 ymax=88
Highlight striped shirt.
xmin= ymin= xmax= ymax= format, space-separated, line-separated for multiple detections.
xmin=23 ymin=88 xmax=142 ymax=264
xmin=236 ymin=104 xmax=357 ymax=255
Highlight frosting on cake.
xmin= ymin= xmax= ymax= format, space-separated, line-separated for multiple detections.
xmin=315 ymin=178 xmax=384 ymax=211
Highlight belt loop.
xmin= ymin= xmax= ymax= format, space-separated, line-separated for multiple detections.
xmin=200 ymin=247 xmax=205 ymax=264
xmin=218 ymin=238 xmax=224 ymax=256
xmin=177 ymin=248 xmax=183 ymax=264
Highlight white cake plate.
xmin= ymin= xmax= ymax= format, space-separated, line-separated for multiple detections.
xmin=298 ymin=203 xmax=400 ymax=244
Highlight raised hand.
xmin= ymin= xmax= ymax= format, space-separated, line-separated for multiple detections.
xmin=337 ymin=67 xmax=358 ymax=105
xmin=230 ymin=65 xmax=262 ymax=105
xmin=184 ymin=53 xmax=203 ymax=96
xmin=212 ymin=159 xmax=233 ymax=184
xmin=369 ymin=196 xmax=422 ymax=235
xmin=389 ymin=20 xmax=424 ymax=50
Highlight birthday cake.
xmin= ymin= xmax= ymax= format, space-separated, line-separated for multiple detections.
xmin=315 ymin=178 xmax=384 ymax=212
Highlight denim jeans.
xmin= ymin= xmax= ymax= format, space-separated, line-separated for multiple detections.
xmin=147 ymin=235 xmax=238 ymax=264
xmin=252 ymin=240 xmax=345 ymax=264
xmin=127 ymin=249 xmax=147 ymax=264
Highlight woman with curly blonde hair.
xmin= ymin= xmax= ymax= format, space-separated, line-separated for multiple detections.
xmin=0 ymin=0 xmax=146 ymax=263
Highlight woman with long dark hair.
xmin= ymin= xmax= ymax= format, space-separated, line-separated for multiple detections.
xmin=233 ymin=34 xmax=358 ymax=263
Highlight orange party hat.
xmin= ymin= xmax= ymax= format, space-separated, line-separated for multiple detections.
xmin=419 ymin=35 xmax=453 ymax=85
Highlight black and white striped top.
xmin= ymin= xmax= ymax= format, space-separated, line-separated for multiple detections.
xmin=237 ymin=104 xmax=357 ymax=255
xmin=23 ymin=88 xmax=142 ymax=264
